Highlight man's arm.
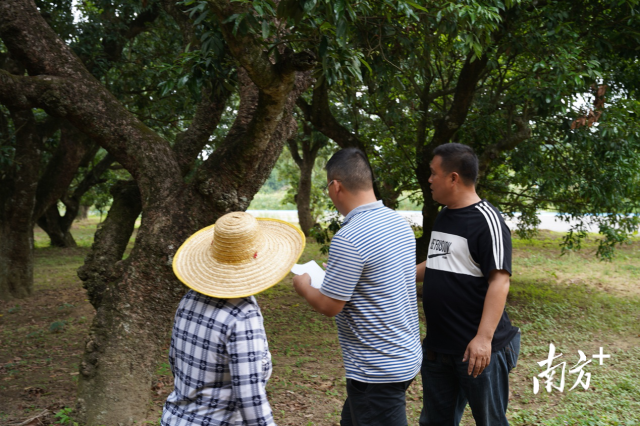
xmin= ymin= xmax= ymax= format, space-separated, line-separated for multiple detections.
xmin=462 ymin=269 xmax=510 ymax=377
xmin=293 ymin=273 xmax=346 ymax=317
xmin=416 ymin=260 xmax=426 ymax=283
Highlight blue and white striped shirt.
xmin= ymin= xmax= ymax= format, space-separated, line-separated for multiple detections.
xmin=321 ymin=201 xmax=422 ymax=383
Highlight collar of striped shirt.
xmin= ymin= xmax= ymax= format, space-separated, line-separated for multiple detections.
xmin=342 ymin=200 xmax=384 ymax=226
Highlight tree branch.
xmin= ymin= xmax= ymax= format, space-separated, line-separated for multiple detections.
xmin=478 ymin=117 xmax=532 ymax=177
xmin=206 ymin=0 xmax=315 ymax=94
xmin=0 ymin=0 xmax=95 ymax=81
xmin=0 ymin=0 xmax=183 ymax=200
xmin=287 ymin=136 xmax=304 ymax=167
xmin=173 ymin=85 xmax=231 ymax=176
xmin=196 ymin=68 xmax=313 ymax=215
xmin=69 ymin=153 xmax=116 ymax=204
xmin=430 ymin=52 xmax=489 ymax=148
xmin=298 ymin=80 xmax=363 ymax=149
xmin=33 ymin=122 xmax=97 ymax=220
xmin=101 ymin=3 xmax=161 ymax=63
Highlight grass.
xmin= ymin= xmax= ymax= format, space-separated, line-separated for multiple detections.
xmin=247 ymin=189 xmax=423 ymax=211
xmin=504 ymin=232 xmax=640 ymax=426
xmin=1 ymin=222 xmax=639 ymax=425
xmin=248 ymin=190 xmax=297 ymax=210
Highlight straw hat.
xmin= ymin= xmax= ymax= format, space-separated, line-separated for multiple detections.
xmin=173 ymin=212 xmax=305 ymax=298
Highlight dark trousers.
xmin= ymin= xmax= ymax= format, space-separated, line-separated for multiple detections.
xmin=340 ymin=378 xmax=413 ymax=426
xmin=419 ymin=330 xmax=521 ymax=426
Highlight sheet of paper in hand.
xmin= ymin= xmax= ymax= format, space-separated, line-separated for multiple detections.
xmin=291 ymin=260 xmax=325 ymax=289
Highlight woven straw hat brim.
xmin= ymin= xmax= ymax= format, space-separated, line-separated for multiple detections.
xmin=173 ymin=218 xmax=305 ymax=298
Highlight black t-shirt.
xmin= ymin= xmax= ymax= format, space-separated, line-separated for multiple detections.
xmin=423 ymin=200 xmax=518 ymax=355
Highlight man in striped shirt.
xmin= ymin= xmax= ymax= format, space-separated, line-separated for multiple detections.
xmin=293 ymin=148 xmax=422 ymax=426
xmin=416 ymin=143 xmax=520 ymax=426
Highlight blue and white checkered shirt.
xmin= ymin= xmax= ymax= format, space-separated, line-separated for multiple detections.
xmin=161 ymin=290 xmax=275 ymax=426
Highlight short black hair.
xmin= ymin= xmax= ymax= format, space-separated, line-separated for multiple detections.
xmin=432 ymin=143 xmax=478 ymax=185
xmin=326 ymin=148 xmax=373 ymax=192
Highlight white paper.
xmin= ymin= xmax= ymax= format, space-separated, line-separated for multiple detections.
xmin=291 ymin=260 xmax=325 ymax=289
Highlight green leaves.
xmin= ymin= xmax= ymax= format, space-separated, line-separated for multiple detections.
xmin=318 ymin=35 xmax=328 ymax=58
xmin=61 ymin=0 xmax=640 ymax=261
xmin=276 ymin=0 xmax=317 ymax=24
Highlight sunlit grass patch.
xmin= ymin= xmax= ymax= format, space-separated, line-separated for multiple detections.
xmin=507 ymin=236 xmax=640 ymax=426
xmin=248 ymin=190 xmax=297 ymax=210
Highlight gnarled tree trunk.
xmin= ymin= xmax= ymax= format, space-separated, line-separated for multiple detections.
xmin=0 ymin=109 xmax=40 ymax=300
xmin=0 ymin=0 xmax=314 ymax=423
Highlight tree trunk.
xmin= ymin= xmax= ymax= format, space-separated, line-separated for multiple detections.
xmin=0 ymin=109 xmax=40 ymax=300
xmin=296 ymin=80 xmax=389 ymax=204
xmin=78 ymin=181 xmax=142 ymax=308
xmin=37 ymin=152 xmax=115 ymax=248
xmin=415 ymin=200 xmax=440 ymax=263
xmin=0 ymin=223 xmax=36 ymax=299
xmin=296 ymin=158 xmax=315 ymax=236
xmin=15 ymin=119 xmax=96 ymax=251
xmin=76 ymin=181 xmax=148 ymax=424
xmin=0 ymin=1 xmax=315 ymax=423
xmin=414 ymin=52 xmax=489 ymax=262
xmin=78 ymin=205 xmax=89 ymax=219
xmin=415 ymin=142 xmax=440 ymax=263
xmin=32 ymin=121 xmax=96 ymax=220
xmin=37 ymin=204 xmax=77 ymax=247
xmin=286 ymin=122 xmax=325 ymax=237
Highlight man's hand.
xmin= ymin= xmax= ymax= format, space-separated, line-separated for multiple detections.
xmin=462 ymin=335 xmax=492 ymax=377
xmin=416 ymin=260 xmax=426 ymax=283
xmin=462 ymin=269 xmax=511 ymax=378
xmin=292 ymin=273 xmax=346 ymax=317
xmin=293 ymin=273 xmax=312 ymax=296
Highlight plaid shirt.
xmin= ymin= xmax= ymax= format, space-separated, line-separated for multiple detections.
xmin=161 ymin=290 xmax=275 ymax=426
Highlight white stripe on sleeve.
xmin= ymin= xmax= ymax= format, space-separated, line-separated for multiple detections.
xmin=475 ymin=203 xmax=499 ymax=268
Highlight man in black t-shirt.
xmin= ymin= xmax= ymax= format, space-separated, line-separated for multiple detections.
xmin=416 ymin=143 xmax=520 ymax=426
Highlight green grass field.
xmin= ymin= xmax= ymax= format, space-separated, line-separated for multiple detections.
xmin=247 ymin=190 xmax=423 ymax=211
xmin=0 ymin=220 xmax=639 ymax=425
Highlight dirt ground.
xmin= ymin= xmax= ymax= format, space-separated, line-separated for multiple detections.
xmin=0 ymin=222 xmax=427 ymax=426
xmin=0 ymin=223 xmax=357 ymax=426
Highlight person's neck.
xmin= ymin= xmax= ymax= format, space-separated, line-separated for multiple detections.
xmin=341 ymin=191 xmax=378 ymax=216
xmin=445 ymin=190 xmax=481 ymax=210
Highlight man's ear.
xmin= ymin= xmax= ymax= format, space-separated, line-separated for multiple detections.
xmin=450 ymin=172 xmax=460 ymax=184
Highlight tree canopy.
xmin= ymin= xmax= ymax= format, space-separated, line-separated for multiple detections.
xmin=0 ymin=0 xmax=639 ymax=424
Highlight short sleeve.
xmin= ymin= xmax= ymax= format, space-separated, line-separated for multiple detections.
xmin=320 ymin=234 xmax=365 ymax=301
xmin=227 ymin=310 xmax=276 ymax=426
xmin=471 ymin=203 xmax=512 ymax=278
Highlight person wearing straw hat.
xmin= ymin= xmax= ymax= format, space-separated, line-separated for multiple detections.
xmin=161 ymin=211 xmax=304 ymax=426
xmin=293 ymin=148 xmax=422 ymax=426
